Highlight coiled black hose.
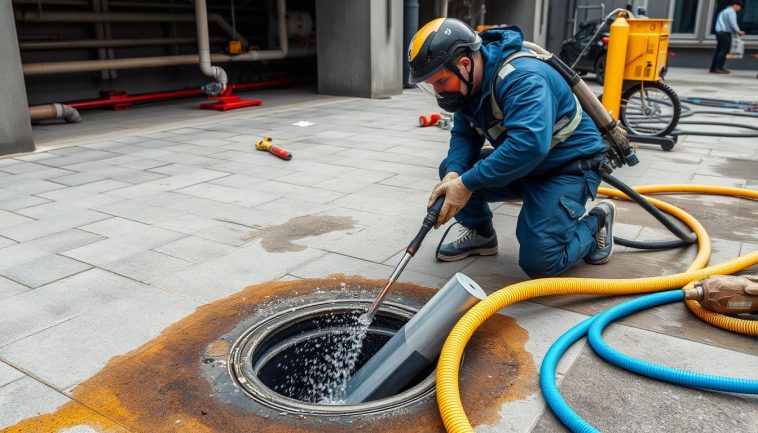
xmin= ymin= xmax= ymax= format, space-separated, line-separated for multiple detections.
xmin=600 ymin=170 xmax=698 ymax=250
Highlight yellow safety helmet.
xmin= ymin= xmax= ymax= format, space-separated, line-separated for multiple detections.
xmin=407 ymin=18 xmax=482 ymax=85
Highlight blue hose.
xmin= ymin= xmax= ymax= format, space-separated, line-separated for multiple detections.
xmin=541 ymin=290 xmax=758 ymax=433
xmin=540 ymin=317 xmax=600 ymax=433
xmin=588 ymin=289 xmax=758 ymax=394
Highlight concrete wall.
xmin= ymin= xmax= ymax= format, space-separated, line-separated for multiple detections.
xmin=370 ymin=0 xmax=404 ymax=95
xmin=1 ymin=0 xmax=34 ymax=156
xmin=486 ymin=0 xmax=535 ymax=40
xmin=316 ymin=0 xmax=403 ymax=98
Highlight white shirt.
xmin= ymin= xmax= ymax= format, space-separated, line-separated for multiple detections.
xmin=715 ymin=7 xmax=741 ymax=34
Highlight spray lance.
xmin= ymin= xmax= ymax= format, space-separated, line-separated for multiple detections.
xmin=362 ymin=196 xmax=445 ymax=322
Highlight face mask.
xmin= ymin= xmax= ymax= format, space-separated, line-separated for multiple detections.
xmin=436 ymin=91 xmax=467 ymax=112
xmin=434 ymin=56 xmax=475 ymax=113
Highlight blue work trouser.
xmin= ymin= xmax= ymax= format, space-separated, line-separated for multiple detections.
xmin=439 ymin=157 xmax=601 ymax=278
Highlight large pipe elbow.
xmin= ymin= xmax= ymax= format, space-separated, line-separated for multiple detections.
xmin=195 ymin=0 xmax=228 ymax=88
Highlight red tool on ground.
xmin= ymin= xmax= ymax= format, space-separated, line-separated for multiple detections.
xmin=418 ymin=113 xmax=443 ymax=127
xmin=255 ymin=137 xmax=292 ymax=161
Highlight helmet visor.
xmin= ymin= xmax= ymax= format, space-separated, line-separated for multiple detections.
xmin=416 ymin=81 xmax=438 ymax=98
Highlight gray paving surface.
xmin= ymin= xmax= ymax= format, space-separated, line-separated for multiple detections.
xmin=1 ymin=67 xmax=757 ymax=431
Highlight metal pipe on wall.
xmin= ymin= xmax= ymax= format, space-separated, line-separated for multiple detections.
xmin=232 ymin=0 xmax=288 ymax=61
xmin=12 ymin=0 xmax=258 ymax=10
xmin=194 ymin=0 xmax=227 ymax=87
xmin=19 ymin=37 xmax=224 ymax=50
xmin=22 ymin=49 xmax=315 ymax=75
xmin=13 ymin=9 xmax=249 ymax=46
xmin=20 ymin=0 xmax=303 ymax=76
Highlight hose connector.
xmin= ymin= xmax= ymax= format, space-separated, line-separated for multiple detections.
xmin=687 ymin=275 xmax=758 ymax=314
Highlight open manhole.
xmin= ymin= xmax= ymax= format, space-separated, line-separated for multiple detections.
xmin=229 ymin=299 xmax=437 ymax=416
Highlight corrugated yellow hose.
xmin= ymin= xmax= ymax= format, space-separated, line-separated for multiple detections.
xmin=436 ymin=185 xmax=758 ymax=433
xmin=598 ymin=184 xmax=758 ymax=335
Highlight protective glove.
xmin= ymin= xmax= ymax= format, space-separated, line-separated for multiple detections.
xmin=428 ymin=175 xmax=472 ymax=229
xmin=440 ymin=171 xmax=460 ymax=183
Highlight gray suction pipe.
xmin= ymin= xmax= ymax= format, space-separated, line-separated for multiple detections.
xmin=342 ymin=273 xmax=486 ymax=404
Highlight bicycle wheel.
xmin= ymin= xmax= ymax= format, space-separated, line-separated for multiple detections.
xmin=620 ymin=81 xmax=681 ymax=137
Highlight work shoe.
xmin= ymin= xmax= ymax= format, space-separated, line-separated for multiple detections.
xmin=436 ymin=225 xmax=498 ymax=262
xmin=585 ymin=200 xmax=616 ymax=265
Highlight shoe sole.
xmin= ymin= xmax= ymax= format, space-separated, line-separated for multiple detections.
xmin=586 ymin=200 xmax=615 ymax=265
xmin=436 ymin=247 xmax=498 ymax=262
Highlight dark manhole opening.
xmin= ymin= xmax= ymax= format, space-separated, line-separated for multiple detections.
xmin=229 ymin=300 xmax=437 ymax=415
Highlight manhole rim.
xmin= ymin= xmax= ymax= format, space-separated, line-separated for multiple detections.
xmin=228 ymin=299 xmax=438 ymax=416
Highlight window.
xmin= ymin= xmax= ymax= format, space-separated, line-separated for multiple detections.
xmin=711 ymin=0 xmax=758 ymax=35
xmin=672 ymin=0 xmax=700 ymax=33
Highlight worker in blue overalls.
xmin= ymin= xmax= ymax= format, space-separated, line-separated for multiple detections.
xmin=408 ymin=18 xmax=616 ymax=277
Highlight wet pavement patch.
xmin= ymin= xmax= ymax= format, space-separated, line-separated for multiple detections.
xmin=251 ymin=214 xmax=358 ymax=252
xmin=3 ymin=276 xmax=535 ymax=433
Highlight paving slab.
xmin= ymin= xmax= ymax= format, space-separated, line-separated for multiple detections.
xmin=0 ymin=210 xmax=33 ymax=228
xmin=289 ymin=251 xmax=447 ymax=289
xmin=99 ymin=250 xmax=193 ymax=285
xmin=0 ymin=361 xmax=23 ymax=388
xmin=0 ymin=254 xmax=91 ymax=289
xmin=0 ymin=209 xmax=110 ymax=243
xmin=0 ymin=377 xmax=71 ymax=429
xmin=0 ymin=276 xmax=28 ymax=300
xmin=153 ymin=235 xmax=238 ymax=264
xmin=175 ymin=182 xmax=281 ymax=208
xmin=150 ymin=241 xmax=326 ymax=302
xmin=0 ymin=284 xmax=199 ymax=390
xmin=0 ymin=269 xmax=154 ymax=347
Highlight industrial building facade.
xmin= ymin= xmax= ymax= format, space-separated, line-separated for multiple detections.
xmin=2 ymin=0 xmax=755 ymax=155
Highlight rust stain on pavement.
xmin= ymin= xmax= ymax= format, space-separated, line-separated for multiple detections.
xmin=2 ymin=276 xmax=535 ymax=433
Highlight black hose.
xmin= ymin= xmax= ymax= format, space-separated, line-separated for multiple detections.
xmin=600 ymin=171 xmax=697 ymax=250
xmin=679 ymin=108 xmax=758 ymax=119
xmin=673 ymin=120 xmax=758 ymax=138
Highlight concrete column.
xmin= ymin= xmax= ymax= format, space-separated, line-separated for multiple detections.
xmin=316 ymin=0 xmax=403 ymax=98
xmin=0 ymin=0 xmax=35 ymax=156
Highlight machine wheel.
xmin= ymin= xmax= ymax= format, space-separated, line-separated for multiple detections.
xmin=620 ymin=81 xmax=681 ymax=137
xmin=594 ymin=54 xmax=606 ymax=86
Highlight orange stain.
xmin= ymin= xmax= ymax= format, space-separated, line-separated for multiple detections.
xmin=2 ymin=275 xmax=536 ymax=433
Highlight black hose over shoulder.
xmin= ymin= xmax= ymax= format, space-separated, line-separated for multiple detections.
xmin=545 ymin=56 xmax=581 ymax=86
xmin=600 ymin=171 xmax=698 ymax=249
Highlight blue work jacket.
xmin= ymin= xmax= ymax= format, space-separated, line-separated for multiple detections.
xmin=443 ymin=26 xmax=606 ymax=191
